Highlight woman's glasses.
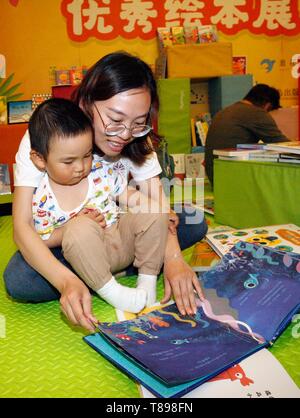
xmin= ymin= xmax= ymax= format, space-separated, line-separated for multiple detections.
xmin=94 ymin=105 xmax=152 ymax=138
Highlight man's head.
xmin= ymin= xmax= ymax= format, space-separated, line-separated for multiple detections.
xmin=29 ymin=98 xmax=93 ymax=185
xmin=243 ymin=84 xmax=281 ymax=111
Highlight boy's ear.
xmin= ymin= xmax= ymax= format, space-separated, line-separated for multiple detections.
xmin=30 ymin=150 xmax=46 ymax=172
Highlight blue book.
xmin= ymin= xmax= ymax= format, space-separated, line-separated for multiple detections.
xmin=236 ymin=143 xmax=266 ymax=150
xmin=84 ymin=242 xmax=300 ymax=397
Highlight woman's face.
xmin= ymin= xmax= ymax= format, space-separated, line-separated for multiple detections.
xmin=92 ymin=87 xmax=151 ymax=157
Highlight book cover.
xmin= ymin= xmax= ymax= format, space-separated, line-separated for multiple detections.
xmin=237 ymin=143 xmax=267 ymax=150
xmin=0 ymin=96 xmax=7 ymax=124
xmin=213 ymin=148 xmax=262 ymax=157
xmin=185 ymin=153 xmax=205 ymax=179
xmin=206 ymin=223 xmax=300 ymax=257
xmin=184 ymin=26 xmax=199 ymax=44
xmin=232 ymin=56 xmax=247 ymax=75
xmin=266 ymin=142 xmax=300 ymax=155
xmin=171 ymin=26 xmax=185 ymax=45
xmin=84 ymin=242 xmax=300 ymax=397
xmin=198 ymin=25 xmax=218 ymax=43
xmin=0 ymin=163 xmax=11 ymax=195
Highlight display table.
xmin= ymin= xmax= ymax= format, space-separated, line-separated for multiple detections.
xmin=214 ymin=159 xmax=300 ymax=228
xmin=0 ymin=123 xmax=28 ymax=186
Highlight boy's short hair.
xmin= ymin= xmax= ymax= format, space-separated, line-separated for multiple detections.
xmin=29 ymin=98 xmax=93 ymax=159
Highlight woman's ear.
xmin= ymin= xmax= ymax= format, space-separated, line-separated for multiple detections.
xmin=30 ymin=150 xmax=46 ymax=172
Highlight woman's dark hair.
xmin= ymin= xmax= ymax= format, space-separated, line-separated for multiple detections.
xmin=29 ymin=98 xmax=93 ymax=159
xmin=72 ymin=51 xmax=160 ymax=165
xmin=243 ymin=83 xmax=281 ymax=111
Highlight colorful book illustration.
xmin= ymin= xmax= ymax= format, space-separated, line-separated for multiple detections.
xmin=171 ymin=26 xmax=185 ymax=44
xmin=0 ymin=163 xmax=11 ymax=195
xmin=142 ymin=349 xmax=300 ymax=398
xmin=84 ymin=242 xmax=300 ymax=398
xmin=185 ymin=153 xmax=205 ymax=179
xmin=198 ymin=25 xmax=218 ymax=43
xmin=265 ymin=141 xmax=300 ymax=155
xmin=206 ymin=223 xmax=300 ymax=257
xmin=184 ymin=26 xmax=199 ymax=44
xmin=193 ymin=198 xmax=215 ymax=215
xmin=189 ymin=240 xmax=220 ymax=271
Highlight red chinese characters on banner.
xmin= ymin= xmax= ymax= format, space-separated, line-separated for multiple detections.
xmin=61 ymin=0 xmax=300 ymax=41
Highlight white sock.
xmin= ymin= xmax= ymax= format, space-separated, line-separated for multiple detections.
xmin=97 ymin=277 xmax=146 ymax=313
xmin=137 ymin=274 xmax=157 ymax=307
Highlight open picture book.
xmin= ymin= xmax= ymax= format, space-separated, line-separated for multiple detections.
xmin=206 ymin=223 xmax=300 ymax=257
xmin=84 ymin=242 xmax=300 ymax=398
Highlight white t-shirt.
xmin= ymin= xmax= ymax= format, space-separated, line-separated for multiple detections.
xmin=14 ymin=130 xmax=162 ymax=187
xmin=32 ymin=155 xmax=126 ymax=240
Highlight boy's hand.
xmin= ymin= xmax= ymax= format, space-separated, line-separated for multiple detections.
xmin=77 ymin=208 xmax=106 ymax=228
xmin=59 ymin=276 xmax=98 ymax=332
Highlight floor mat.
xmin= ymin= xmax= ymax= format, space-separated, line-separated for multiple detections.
xmin=1 ymin=215 xmax=299 ymax=397
xmin=0 ymin=216 xmax=140 ymax=398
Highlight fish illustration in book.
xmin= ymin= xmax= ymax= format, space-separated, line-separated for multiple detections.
xmin=210 ymin=364 xmax=254 ymax=387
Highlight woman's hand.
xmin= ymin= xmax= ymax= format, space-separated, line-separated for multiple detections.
xmin=168 ymin=209 xmax=179 ymax=235
xmin=59 ymin=276 xmax=98 ymax=332
xmin=161 ymin=256 xmax=204 ymax=316
xmin=77 ymin=208 xmax=106 ymax=228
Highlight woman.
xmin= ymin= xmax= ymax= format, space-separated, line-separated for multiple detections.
xmin=4 ymin=52 xmax=207 ymax=331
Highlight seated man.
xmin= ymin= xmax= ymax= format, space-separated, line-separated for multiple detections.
xmin=205 ymin=83 xmax=288 ymax=185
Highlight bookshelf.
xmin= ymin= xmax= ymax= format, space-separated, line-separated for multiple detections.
xmin=158 ymin=43 xmax=253 ymax=155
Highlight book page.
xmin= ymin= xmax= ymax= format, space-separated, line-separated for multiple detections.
xmin=141 ymin=349 xmax=300 ymax=398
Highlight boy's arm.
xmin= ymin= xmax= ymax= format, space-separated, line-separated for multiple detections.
xmin=13 ymin=186 xmax=97 ymax=331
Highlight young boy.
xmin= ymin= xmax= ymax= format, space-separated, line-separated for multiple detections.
xmin=29 ymin=98 xmax=169 ymax=313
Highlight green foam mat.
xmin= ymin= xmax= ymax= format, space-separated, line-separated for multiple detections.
xmin=0 ymin=216 xmax=140 ymax=398
xmin=1 ymin=214 xmax=299 ymax=397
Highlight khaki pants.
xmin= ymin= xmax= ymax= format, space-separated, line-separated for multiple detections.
xmin=62 ymin=212 xmax=169 ymax=291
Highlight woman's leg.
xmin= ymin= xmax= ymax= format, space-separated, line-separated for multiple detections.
xmin=174 ymin=204 xmax=208 ymax=250
xmin=3 ymin=248 xmax=65 ymax=302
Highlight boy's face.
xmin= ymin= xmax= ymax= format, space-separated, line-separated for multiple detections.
xmin=44 ymin=131 xmax=93 ymax=185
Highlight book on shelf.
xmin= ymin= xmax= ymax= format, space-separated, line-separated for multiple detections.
xmin=278 ymin=153 xmax=300 ymax=164
xmin=218 ymin=155 xmax=249 ymax=161
xmin=213 ymin=148 xmax=262 ymax=158
xmin=185 ymin=153 xmax=205 ymax=179
xmin=206 ymin=223 xmax=300 ymax=257
xmin=265 ymin=141 xmax=300 ymax=155
xmin=189 ymin=240 xmax=220 ymax=271
xmin=0 ymin=163 xmax=11 ymax=195
xmin=236 ymin=143 xmax=266 ymax=150
xmin=141 ymin=349 xmax=300 ymax=398
xmin=193 ymin=198 xmax=215 ymax=215
xmin=248 ymin=150 xmax=279 ymax=162
xmin=84 ymin=242 xmax=300 ymax=398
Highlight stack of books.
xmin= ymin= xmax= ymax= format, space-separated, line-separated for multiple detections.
xmin=266 ymin=142 xmax=300 ymax=164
